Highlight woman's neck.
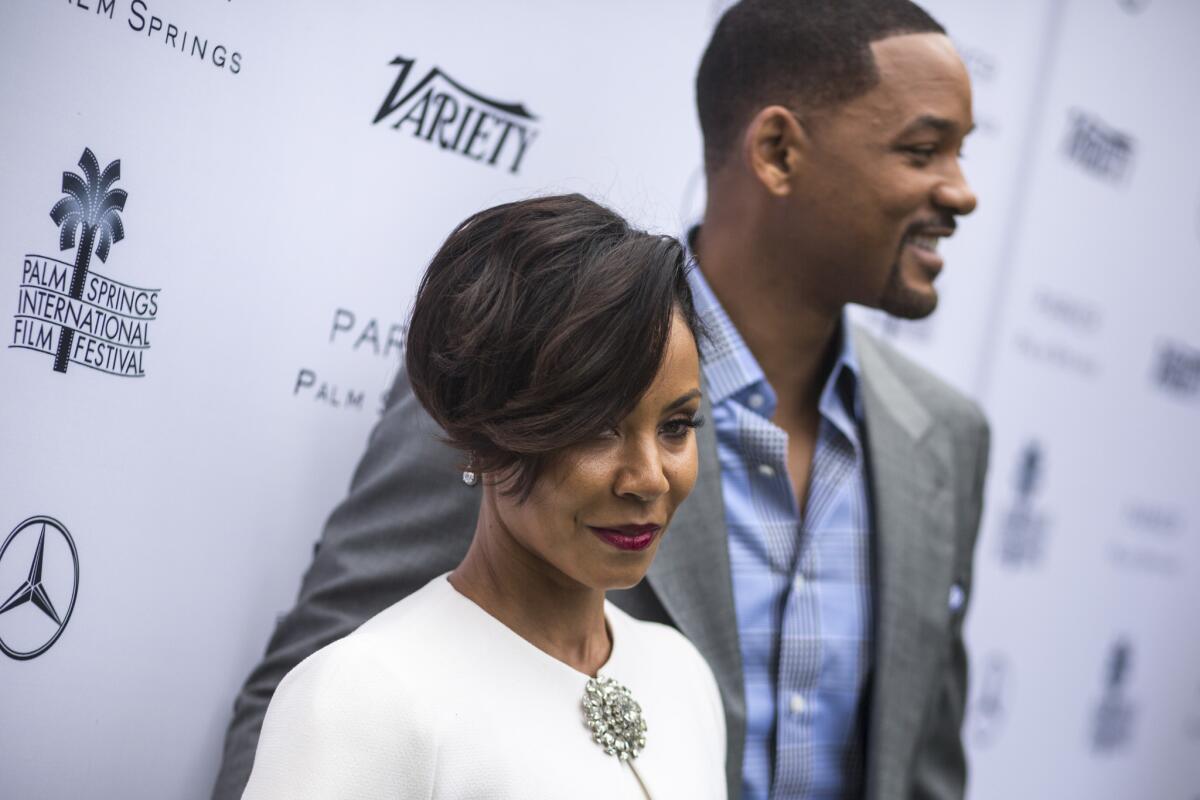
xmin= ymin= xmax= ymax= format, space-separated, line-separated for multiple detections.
xmin=449 ymin=503 xmax=612 ymax=677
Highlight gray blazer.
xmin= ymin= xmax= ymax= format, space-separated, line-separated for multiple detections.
xmin=212 ymin=325 xmax=989 ymax=800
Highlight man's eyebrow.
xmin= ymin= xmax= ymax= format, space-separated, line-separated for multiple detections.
xmin=662 ymin=389 xmax=702 ymax=413
xmin=896 ymin=114 xmax=974 ymax=138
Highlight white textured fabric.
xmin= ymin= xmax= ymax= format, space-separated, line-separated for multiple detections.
xmin=243 ymin=575 xmax=727 ymax=799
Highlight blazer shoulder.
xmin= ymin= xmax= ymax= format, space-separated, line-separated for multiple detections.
xmin=853 ymin=325 xmax=988 ymax=437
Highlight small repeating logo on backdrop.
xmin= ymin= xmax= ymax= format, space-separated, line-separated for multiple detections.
xmin=1117 ymin=0 xmax=1151 ymax=14
xmin=0 ymin=516 xmax=80 ymax=660
xmin=968 ymin=652 xmax=1011 ymax=748
xmin=1063 ymin=110 xmax=1136 ymax=184
xmin=10 ymin=148 xmax=159 ymax=377
xmin=1152 ymin=339 xmax=1200 ymax=400
xmin=292 ymin=307 xmax=406 ymax=413
xmin=1091 ymin=637 xmax=1136 ymax=753
xmin=997 ymin=441 xmax=1050 ymax=568
xmin=373 ymin=57 xmax=539 ymax=174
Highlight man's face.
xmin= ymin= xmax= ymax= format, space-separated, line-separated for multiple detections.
xmin=788 ymin=32 xmax=977 ymax=318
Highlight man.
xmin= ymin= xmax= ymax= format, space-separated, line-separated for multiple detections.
xmin=213 ymin=2 xmax=988 ymax=798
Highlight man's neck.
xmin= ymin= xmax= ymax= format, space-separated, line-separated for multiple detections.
xmin=695 ymin=214 xmax=843 ymax=421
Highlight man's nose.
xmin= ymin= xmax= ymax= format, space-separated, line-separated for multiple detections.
xmin=935 ymin=161 xmax=978 ymax=217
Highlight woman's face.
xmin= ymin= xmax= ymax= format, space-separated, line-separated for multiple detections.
xmin=487 ymin=311 xmax=703 ymax=591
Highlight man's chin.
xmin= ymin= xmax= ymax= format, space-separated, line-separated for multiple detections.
xmin=879 ymin=280 xmax=939 ymax=320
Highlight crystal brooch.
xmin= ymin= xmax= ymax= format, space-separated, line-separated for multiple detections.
xmin=581 ymin=675 xmax=648 ymax=761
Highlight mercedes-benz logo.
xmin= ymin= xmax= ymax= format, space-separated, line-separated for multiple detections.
xmin=0 ymin=515 xmax=79 ymax=660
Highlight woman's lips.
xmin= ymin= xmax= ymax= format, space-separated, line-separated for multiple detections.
xmin=588 ymin=524 xmax=661 ymax=552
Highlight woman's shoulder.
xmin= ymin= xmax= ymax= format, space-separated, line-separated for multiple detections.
xmin=244 ymin=580 xmax=462 ymax=798
xmin=353 ymin=572 xmax=461 ymax=642
xmin=278 ymin=576 xmax=468 ymax=703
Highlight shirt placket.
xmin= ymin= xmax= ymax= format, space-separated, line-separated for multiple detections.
xmin=773 ymin=411 xmax=860 ymax=799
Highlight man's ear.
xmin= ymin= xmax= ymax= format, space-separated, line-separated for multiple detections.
xmin=741 ymin=105 xmax=808 ymax=197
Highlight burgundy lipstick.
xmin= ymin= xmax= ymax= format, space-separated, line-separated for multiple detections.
xmin=588 ymin=524 xmax=661 ymax=552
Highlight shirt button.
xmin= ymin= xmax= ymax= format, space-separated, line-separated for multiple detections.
xmin=948 ymin=583 xmax=966 ymax=613
xmin=748 ymin=392 xmax=765 ymax=409
xmin=789 ymin=693 xmax=807 ymax=715
xmin=757 ymin=463 xmax=775 ymax=479
xmin=793 ymin=574 xmax=806 ymax=592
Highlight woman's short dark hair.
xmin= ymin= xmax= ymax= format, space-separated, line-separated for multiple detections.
xmin=406 ymin=193 xmax=704 ymax=500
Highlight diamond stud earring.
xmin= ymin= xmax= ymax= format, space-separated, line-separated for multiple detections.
xmin=462 ymin=470 xmax=478 ymax=487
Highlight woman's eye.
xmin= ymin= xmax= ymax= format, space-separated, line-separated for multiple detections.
xmin=661 ymin=415 xmax=705 ymax=439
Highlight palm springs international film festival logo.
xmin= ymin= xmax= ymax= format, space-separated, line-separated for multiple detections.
xmin=0 ymin=516 xmax=80 ymax=661
xmin=372 ymin=56 xmax=539 ymax=174
xmin=10 ymin=148 xmax=159 ymax=377
xmin=997 ymin=440 xmax=1050 ymax=568
xmin=1091 ymin=637 xmax=1136 ymax=753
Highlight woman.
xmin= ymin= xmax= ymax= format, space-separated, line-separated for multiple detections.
xmin=242 ymin=195 xmax=725 ymax=798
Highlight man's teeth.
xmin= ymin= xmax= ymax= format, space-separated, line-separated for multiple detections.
xmin=909 ymin=235 xmax=941 ymax=252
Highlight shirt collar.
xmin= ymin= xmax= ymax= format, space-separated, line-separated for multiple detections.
xmin=684 ymin=226 xmax=863 ymax=428
xmin=820 ymin=323 xmax=865 ymax=444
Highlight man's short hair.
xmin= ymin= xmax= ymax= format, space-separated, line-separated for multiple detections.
xmin=405 ymin=194 xmax=703 ymax=500
xmin=696 ymin=0 xmax=945 ymax=172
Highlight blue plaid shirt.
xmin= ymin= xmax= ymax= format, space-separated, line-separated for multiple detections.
xmin=688 ymin=266 xmax=874 ymax=799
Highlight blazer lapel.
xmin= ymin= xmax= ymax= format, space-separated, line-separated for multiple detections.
xmin=853 ymin=328 xmax=957 ymax=800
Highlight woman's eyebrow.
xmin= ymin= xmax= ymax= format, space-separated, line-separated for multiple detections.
xmin=661 ymin=389 xmax=702 ymax=413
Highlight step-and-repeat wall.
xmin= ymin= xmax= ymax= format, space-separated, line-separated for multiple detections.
xmin=2 ymin=1 xmax=1197 ymax=797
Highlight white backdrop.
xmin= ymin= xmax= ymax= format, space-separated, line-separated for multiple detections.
xmin=1 ymin=1 xmax=1197 ymax=798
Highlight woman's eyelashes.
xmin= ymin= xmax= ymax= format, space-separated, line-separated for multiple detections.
xmin=594 ymin=413 xmax=704 ymax=442
xmin=661 ymin=414 xmax=705 ymax=440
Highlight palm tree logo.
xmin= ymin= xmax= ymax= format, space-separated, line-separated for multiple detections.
xmin=48 ymin=148 xmax=127 ymax=373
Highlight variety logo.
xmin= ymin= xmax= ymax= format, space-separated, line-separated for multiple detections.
xmin=10 ymin=148 xmax=159 ymax=377
xmin=0 ymin=516 xmax=80 ymax=660
xmin=1063 ymin=110 xmax=1136 ymax=184
xmin=969 ymin=652 xmax=1010 ymax=748
xmin=373 ymin=56 xmax=539 ymax=174
xmin=1152 ymin=339 xmax=1200 ymax=399
xmin=997 ymin=440 xmax=1050 ymax=568
xmin=1091 ymin=637 xmax=1136 ymax=753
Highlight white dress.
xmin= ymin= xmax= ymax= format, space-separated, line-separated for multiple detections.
xmin=242 ymin=575 xmax=727 ymax=799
